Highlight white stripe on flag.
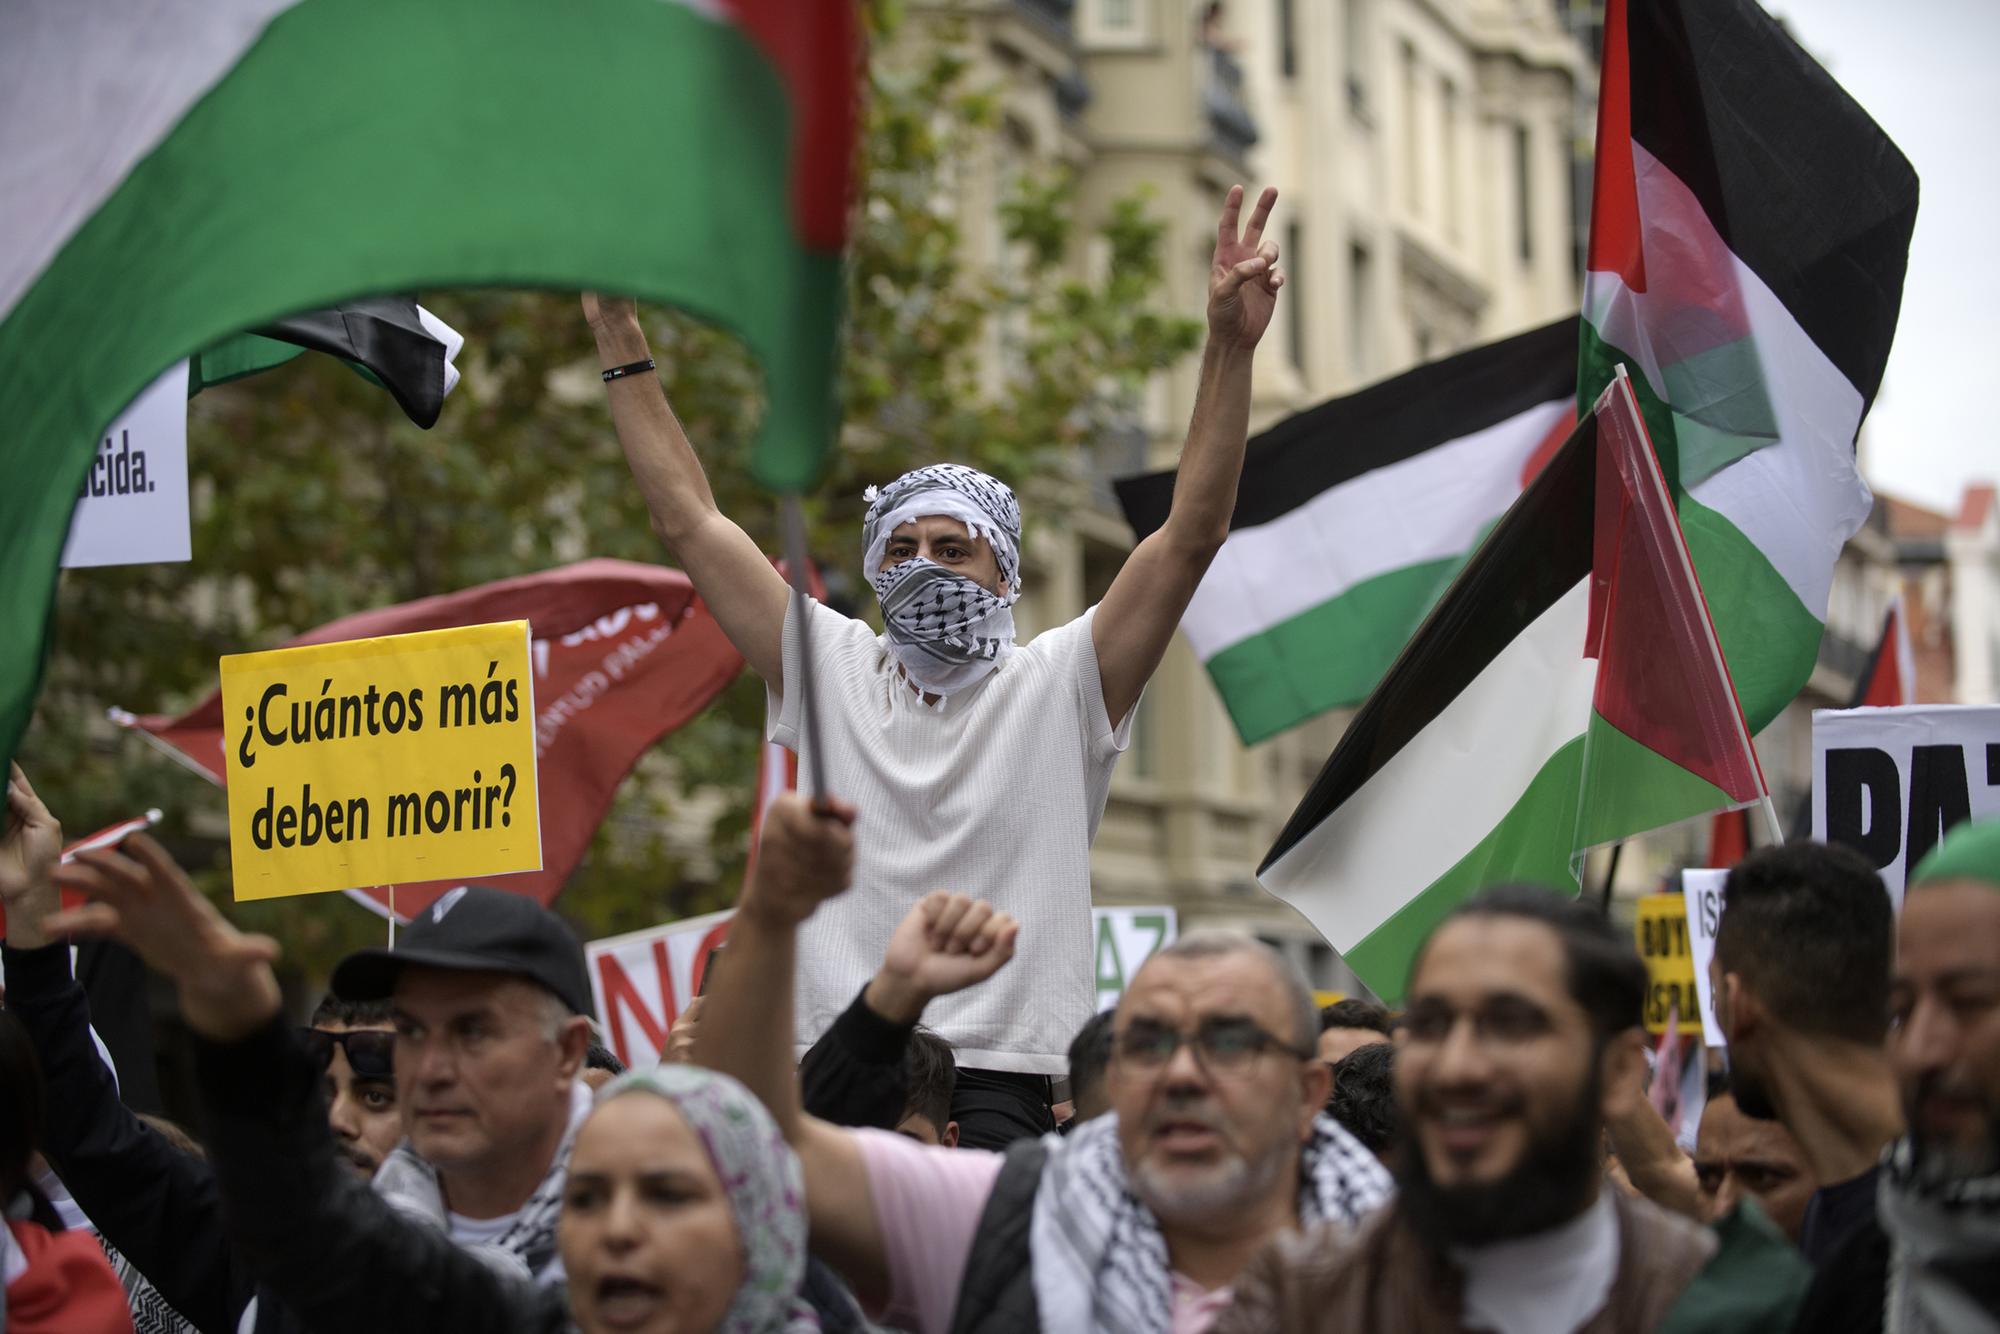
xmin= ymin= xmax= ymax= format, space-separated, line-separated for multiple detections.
xmin=1181 ymin=399 xmax=1570 ymax=660
xmin=1260 ymin=578 xmax=1597 ymax=948
xmin=0 ymin=0 xmax=302 ymax=319
xmin=1585 ymin=141 xmax=1872 ymax=622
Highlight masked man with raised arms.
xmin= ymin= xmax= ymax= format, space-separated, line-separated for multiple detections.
xmin=588 ymin=185 xmax=1285 ymax=1146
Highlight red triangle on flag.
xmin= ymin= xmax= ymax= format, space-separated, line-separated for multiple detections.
xmin=1585 ymin=371 xmax=1765 ymax=806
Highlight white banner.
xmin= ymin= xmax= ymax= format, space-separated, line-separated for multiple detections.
xmin=586 ymin=909 xmax=734 ymax=1069
xmin=1681 ymin=868 xmax=1727 ymax=1049
xmin=1093 ymin=905 xmax=1178 ymax=1012
xmin=1812 ymin=704 xmax=2000 ymax=909
xmin=589 ymin=903 xmax=1179 ymax=1065
xmin=61 ymin=361 xmax=192 ymax=568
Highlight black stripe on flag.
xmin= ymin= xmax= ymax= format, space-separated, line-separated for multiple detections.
xmin=1115 ymin=317 xmax=1576 ymax=540
xmin=1259 ymin=410 xmax=1598 ymax=874
xmin=257 ymin=295 xmax=453 ymax=429
xmin=1627 ymin=0 xmax=1917 ymax=414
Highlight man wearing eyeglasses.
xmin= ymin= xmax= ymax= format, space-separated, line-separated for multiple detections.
xmin=1216 ymin=885 xmax=1810 ymax=1333
xmin=694 ymin=793 xmax=1391 ymax=1334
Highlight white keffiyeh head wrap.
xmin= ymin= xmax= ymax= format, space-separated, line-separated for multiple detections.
xmin=861 ymin=465 xmax=1023 ymax=697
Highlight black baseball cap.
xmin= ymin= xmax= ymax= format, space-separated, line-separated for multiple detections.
xmin=331 ymin=886 xmax=592 ymax=1017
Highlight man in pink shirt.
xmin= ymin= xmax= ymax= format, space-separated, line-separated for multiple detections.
xmin=694 ymin=794 xmax=1392 ymax=1334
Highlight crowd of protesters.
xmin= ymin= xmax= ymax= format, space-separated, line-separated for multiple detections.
xmin=4 ymin=178 xmax=1996 ymax=1332
xmin=6 ymin=760 xmax=1997 ymax=1332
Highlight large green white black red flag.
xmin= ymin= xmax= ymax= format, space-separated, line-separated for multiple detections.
xmin=0 ymin=0 xmax=859 ymax=770
xmin=1579 ymin=0 xmax=1918 ymax=730
xmin=1262 ymin=0 xmax=1916 ymax=1000
xmin=1116 ymin=319 xmax=1576 ymax=745
xmin=1261 ymin=373 xmax=1768 ymax=1001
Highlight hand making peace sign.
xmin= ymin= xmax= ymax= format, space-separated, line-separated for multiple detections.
xmin=1207 ymin=184 xmax=1284 ymax=351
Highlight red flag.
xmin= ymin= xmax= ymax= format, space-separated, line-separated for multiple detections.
xmin=1583 ymin=370 xmax=1768 ymax=809
xmin=1851 ymin=595 xmax=1915 ymax=709
xmin=114 ymin=560 xmax=743 ymax=918
xmin=1707 ymin=807 xmax=1751 ymax=869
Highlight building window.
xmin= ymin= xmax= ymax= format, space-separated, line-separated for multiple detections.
xmin=1286 ymin=220 xmax=1306 ymax=373
xmin=1348 ymin=242 xmax=1372 ymax=382
xmin=1102 ymin=0 xmax=1137 ymax=30
xmin=1514 ymin=123 xmax=1535 ymax=263
xmin=1441 ymin=78 xmax=1461 ymax=242
xmin=1400 ymin=40 xmax=1421 ymax=216
xmin=1344 ymin=0 xmax=1369 ymax=116
xmin=1277 ymin=0 xmax=1298 ymax=78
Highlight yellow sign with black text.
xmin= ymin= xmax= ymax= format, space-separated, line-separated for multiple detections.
xmin=1634 ymin=894 xmax=1703 ymax=1037
xmin=220 ymin=622 xmax=541 ymax=901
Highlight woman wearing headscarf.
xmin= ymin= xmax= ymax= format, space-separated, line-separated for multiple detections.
xmin=36 ymin=825 xmax=847 ymax=1334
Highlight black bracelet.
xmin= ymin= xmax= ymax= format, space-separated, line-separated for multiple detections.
xmin=600 ymin=358 xmax=656 ymax=383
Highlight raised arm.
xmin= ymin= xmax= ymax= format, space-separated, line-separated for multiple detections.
xmin=689 ymin=793 xmax=891 ymax=1298
xmin=0 ymin=767 xmax=257 ymax=1333
xmin=801 ymin=891 xmax=1022 ymax=1130
xmin=1094 ymin=185 xmax=1283 ymax=728
xmin=585 ymin=294 xmax=790 ymax=685
xmin=46 ymin=835 xmax=564 ymax=1334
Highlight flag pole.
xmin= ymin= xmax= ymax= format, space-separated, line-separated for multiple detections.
xmin=1598 ymin=841 xmax=1624 ymax=915
xmin=1755 ymin=793 xmax=1785 ymax=847
xmin=779 ymin=494 xmax=828 ymax=805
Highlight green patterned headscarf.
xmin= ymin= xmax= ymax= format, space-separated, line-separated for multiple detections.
xmin=1910 ymin=818 xmax=2000 ymax=891
xmin=593 ymin=1066 xmax=818 ymax=1333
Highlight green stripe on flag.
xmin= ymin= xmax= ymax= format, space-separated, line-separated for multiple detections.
xmin=1574 ymin=711 xmax=1737 ymax=851
xmin=1344 ymin=736 xmax=1586 ymax=1003
xmin=1 ymin=0 xmax=821 ymax=767
xmin=1340 ymin=718 xmax=1741 ymax=1003
xmin=1204 ymin=556 xmax=1465 ymax=743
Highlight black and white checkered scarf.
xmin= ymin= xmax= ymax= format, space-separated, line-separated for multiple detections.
xmin=862 ymin=465 xmax=1023 ymax=697
xmin=1028 ymin=1111 xmax=1394 ymax=1333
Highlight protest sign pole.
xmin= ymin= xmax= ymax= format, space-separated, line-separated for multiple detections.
xmin=779 ymin=495 xmax=828 ymax=805
xmin=388 ymin=886 xmax=397 ymax=946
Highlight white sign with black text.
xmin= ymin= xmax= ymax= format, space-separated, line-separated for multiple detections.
xmin=1812 ymin=704 xmax=2000 ymax=909
xmin=1680 ymin=868 xmax=1727 ymax=1049
xmin=60 ymin=361 xmax=192 ymax=568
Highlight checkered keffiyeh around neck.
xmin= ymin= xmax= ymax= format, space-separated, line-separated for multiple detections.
xmin=861 ymin=465 xmax=1023 ymax=697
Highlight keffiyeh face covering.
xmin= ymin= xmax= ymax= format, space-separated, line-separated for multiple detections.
xmin=861 ymin=464 xmax=1023 ymax=697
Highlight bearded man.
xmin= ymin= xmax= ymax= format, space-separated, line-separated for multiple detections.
xmin=588 ymin=184 xmax=1286 ymax=1146
xmin=1218 ymin=886 xmax=1809 ymax=1333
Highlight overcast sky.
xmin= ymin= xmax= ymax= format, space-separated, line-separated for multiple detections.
xmin=1767 ymin=0 xmax=1999 ymax=513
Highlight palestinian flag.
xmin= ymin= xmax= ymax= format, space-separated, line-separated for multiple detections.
xmin=192 ymin=295 xmax=466 ymax=429
xmin=1581 ymin=0 xmax=1918 ymax=732
xmin=0 ymin=0 xmax=859 ymax=772
xmin=1116 ymin=319 xmax=1576 ymax=744
xmin=1261 ymin=374 xmax=1767 ymax=1001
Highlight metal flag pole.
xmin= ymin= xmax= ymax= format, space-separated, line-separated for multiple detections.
xmin=779 ymin=494 xmax=828 ymax=805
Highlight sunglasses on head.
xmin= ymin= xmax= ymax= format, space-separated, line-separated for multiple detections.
xmin=300 ymin=1028 xmax=396 ymax=1080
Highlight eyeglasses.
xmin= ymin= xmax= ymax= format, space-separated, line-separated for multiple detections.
xmin=300 ymin=1028 xmax=396 ymax=1080
xmin=1114 ymin=1017 xmax=1314 ymax=1074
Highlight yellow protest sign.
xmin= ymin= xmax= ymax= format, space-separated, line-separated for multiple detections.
xmin=1634 ymin=893 xmax=1703 ymax=1037
xmin=220 ymin=621 xmax=541 ymax=901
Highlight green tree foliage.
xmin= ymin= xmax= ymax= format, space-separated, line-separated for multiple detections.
xmin=21 ymin=14 xmax=1200 ymax=993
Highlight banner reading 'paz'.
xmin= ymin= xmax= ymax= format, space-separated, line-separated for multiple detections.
xmin=1261 ymin=374 xmax=1769 ymax=1002
xmin=0 ymin=0 xmax=859 ymax=772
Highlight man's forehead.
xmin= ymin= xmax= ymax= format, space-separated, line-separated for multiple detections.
xmin=1897 ymin=881 xmax=2000 ymax=974
xmin=889 ymin=516 xmax=982 ymax=540
xmin=1120 ymin=951 xmax=1288 ymax=1024
xmin=1411 ymin=915 xmax=1569 ymax=1005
